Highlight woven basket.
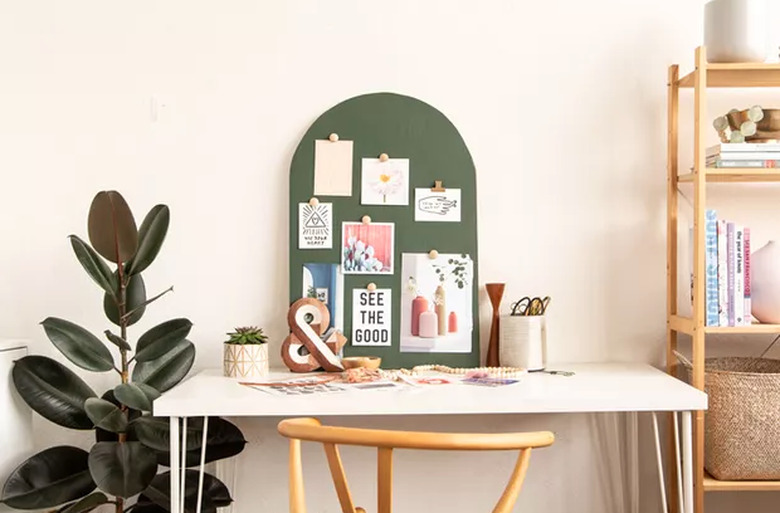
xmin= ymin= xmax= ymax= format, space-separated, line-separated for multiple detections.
xmin=676 ymin=351 xmax=780 ymax=480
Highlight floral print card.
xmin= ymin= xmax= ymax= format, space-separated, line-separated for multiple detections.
xmin=360 ymin=158 xmax=410 ymax=206
xmin=341 ymin=222 xmax=395 ymax=274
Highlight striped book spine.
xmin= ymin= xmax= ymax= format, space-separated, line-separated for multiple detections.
xmin=705 ymin=210 xmax=719 ymax=326
xmin=744 ymin=228 xmax=751 ymax=326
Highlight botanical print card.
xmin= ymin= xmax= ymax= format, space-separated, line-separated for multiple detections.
xmin=414 ymin=188 xmax=461 ymax=222
xmin=341 ymin=222 xmax=394 ymax=274
xmin=360 ymin=158 xmax=410 ymax=205
xmin=351 ymin=288 xmax=392 ymax=346
xmin=298 ymin=202 xmax=333 ymax=249
xmin=302 ymin=263 xmax=344 ymax=330
xmin=314 ymin=139 xmax=353 ymax=196
xmin=399 ymin=253 xmax=473 ymax=353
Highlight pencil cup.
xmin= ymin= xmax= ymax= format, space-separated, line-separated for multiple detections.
xmin=499 ymin=315 xmax=547 ymax=371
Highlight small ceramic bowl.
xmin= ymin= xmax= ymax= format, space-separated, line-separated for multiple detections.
xmin=341 ymin=356 xmax=382 ymax=370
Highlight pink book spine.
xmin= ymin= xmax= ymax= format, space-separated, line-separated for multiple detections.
xmin=744 ymin=228 xmax=751 ymax=325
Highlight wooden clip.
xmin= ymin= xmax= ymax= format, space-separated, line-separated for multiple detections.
xmin=431 ymin=180 xmax=446 ymax=192
xmin=362 ymin=215 xmax=372 ymax=225
xmin=308 ymin=197 xmax=319 ymax=207
xmin=367 ymin=283 xmax=377 ymax=292
xmin=428 ymin=249 xmax=439 ymax=259
xmin=328 ymin=133 xmax=339 ymax=142
xmin=379 ymin=153 xmax=389 ymax=162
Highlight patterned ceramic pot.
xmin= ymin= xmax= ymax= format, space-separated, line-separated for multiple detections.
xmin=223 ymin=343 xmax=269 ymax=380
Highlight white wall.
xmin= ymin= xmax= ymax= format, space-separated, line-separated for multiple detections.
xmin=1 ymin=0 xmax=779 ymax=511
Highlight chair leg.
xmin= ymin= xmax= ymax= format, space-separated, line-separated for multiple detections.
xmin=290 ymin=439 xmax=306 ymax=513
xmin=378 ymin=448 xmax=393 ymax=513
xmin=492 ymin=449 xmax=532 ymax=513
xmin=324 ymin=443 xmax=358 ymax=513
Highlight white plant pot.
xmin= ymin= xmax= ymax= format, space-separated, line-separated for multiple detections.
xmin=750 ymin=240 xmax=780 ymax=323
xmin=223 ymin=344 xmax=269 ymax=380
xmin=705 ymin=0 xmax=769 ymax=63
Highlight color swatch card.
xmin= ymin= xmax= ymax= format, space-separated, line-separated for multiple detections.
xmin=414 ymin=188 xmax=461 ymax=222
xmin=298 ymin=202 xmax=333 ymax=249
xmin=352 ymin=288 xmax=392 ymax=346
xmin=314 ymin=140 xmax=353 ymax=196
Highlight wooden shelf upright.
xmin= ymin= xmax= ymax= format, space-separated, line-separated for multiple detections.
xmin=667 ymin=46 xmax=780 ymax=513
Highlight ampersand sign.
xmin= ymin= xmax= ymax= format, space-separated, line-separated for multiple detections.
xmin=281 ymin=298 xmax=347 ymax=373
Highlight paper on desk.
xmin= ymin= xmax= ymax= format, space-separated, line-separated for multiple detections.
xmin=314 ymin=139 xmax=353 ymax=196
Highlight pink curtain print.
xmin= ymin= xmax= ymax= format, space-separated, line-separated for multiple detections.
xmin=343 ymin=223 xmax=393 ymax=271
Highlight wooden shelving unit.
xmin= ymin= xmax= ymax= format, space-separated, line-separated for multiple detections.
xmin=667 ymin=47 xmax=780 ymax=513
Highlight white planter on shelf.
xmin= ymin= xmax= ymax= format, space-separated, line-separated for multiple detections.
xmin=223 ymin=343 xmax=269 ymax=380
xmin=750 ymin=240 xmax=780 ymax=323
xmin=705 ymin=0 xmax=769 ymax=63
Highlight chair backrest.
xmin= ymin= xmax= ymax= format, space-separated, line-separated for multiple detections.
xmin=277 ymin=417 xmax=555 ymax=513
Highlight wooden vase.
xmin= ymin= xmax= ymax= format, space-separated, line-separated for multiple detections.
xmin=485 ymin=283 xmax=505 ymax=367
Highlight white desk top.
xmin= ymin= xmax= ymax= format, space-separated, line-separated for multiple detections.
xmin=154 ymin=362 xmax=707 ymax=417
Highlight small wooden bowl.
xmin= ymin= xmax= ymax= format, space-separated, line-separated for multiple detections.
xmin=341 ymin=356 xmax=382 ymax=370
xmin=727 ymin=108 xmax=780 ymax=142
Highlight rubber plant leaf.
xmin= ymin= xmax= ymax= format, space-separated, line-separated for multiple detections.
xmin=135 ymin=318 xmax=193 ymax=362
xmin=41 ymin=317 xmax=114 ymax=373
xmin=131 ymin=416 xmax=246 ymax=466
xmin=113 ymin=383 xmax=157 ymax=412
xmin=68 ymin=235 xmax=117 ymax=298
xmin=103 ymin=273 xmax=146 ymax=327
xmin=139 ymin=470 xmax=232 ymax=513
xmin=87 ymin=191 xmax=138 ymax=264
xmin=11 ymin=355 xmax=96 ymax=429
xmin=126 ymin=205 xmax=170 ymax=276
xmin=132 ymin=338 xmax=195 ymax=393
xmin=0 ymin=446 xmax=95 ymax=509
xmin=58 ymin=492 xmax=109 ymax=513
xmin=84 ymin=398 xmax=127 ymax=433
xmin=103 ymin=330 xmax=131 ymax=352
xmin=88 ymin=442 xmax=157 ymax=498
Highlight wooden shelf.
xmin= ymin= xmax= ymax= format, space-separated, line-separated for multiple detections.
xmin=678 ymin=62 xmax=780 ymax=88
xmin=678 ymin=169 xmax=780 ymax=183
xmin=669 ymin=315 xmax=780 ymax=335
xmin=704 ymin=471 xmax=780 ymax=492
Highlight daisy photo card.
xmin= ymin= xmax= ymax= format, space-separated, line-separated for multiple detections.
xmin=360 ymin=157 xmax=410 ymax=206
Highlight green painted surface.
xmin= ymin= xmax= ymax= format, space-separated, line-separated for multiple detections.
xmin=288 ymin=92 xmax=479 ymax=368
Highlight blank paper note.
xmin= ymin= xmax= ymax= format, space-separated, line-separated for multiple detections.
xmin=314 ymin=139 xmax=353 ymax=196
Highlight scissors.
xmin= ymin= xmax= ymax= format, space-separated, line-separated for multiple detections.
xmin=510 ymin=296 xmax=551 ymax=316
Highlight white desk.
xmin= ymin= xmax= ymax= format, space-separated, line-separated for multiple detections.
xmin=154 ymin=362 xmax=706 ymax=513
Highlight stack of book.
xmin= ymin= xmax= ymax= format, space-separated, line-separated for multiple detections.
xmin=695 ymin=210 xmax=752 ymax=327
xmin=707 ymin=143 xmax=780 ymax=168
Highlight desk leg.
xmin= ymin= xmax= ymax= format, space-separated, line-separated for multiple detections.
xmin=681 ymin=411 xmax=693 ymax=513
xmin=170 ymin=416 xmax=181 ymax=513
xmin=195 ymin=416 xmax=209 ymax=513
xmin=627 ymin=412 xmax=639 ymax=513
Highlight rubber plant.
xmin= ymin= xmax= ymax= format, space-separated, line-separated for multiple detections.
xmin=0 ymin=191 xmax=246 ymax=513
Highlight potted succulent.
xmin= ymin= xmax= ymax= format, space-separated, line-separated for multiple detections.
xmin=224 ymin=326 xmax=270 ymax=380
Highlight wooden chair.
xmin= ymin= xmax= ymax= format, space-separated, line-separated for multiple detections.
xmin=277 ymin=417 xmax=555 ymax=513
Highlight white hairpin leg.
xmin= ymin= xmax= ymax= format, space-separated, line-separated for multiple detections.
xmin=170 ymin=417 xmax=181 ymax=513
xmin=673 ymin=412 xmax=684 ymax=513
xmin=195 ymin=416 xmax=209 ymax=513
xmin=180 ymin=417 xmax=188 ymax=513
xmin=681 ymin=411 xmax=693 ymax=513
xmin=627 ymin=412 xmax=639 ymax=513
xmin=651 ymin=412 xmax=668 ymax=513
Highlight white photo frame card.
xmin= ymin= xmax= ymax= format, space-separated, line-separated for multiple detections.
xmin=298 ymin=202 xmax=333 ymax=249
xmin=341 ymin=222 xmax=395 ymax=274
xmin=361 ymin=158 xmax=410 ymax=206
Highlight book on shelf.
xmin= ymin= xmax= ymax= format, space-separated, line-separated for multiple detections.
xmin=707 ymin=143 xmax=780 ymax=156
xmin=691 ymin=214 xmax=754 ymax=327
xmin=705 ymin=210 xmax=719 ymax=326
xmin=734 ymin=226 xmax=745 ymax=326
xmin=706 ymin=160 xmax=780 ymax=168
xmin=718 ymin=219 xmax=728 ymax=326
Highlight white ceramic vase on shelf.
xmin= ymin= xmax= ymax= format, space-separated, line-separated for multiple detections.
xmin=705 ymin=0 xmax=769 ymax=63
xmin=223 ymin=343 xmax=269 ymax=380
xmin=750 ymin=241 xmax=780 ymax=323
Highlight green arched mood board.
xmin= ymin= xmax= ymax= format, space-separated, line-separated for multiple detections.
xmin=288 ymin=92 xmax=479 ymax=368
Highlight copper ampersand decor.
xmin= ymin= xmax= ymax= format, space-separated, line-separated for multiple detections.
xmin=281 ymin=298 xmax=347 ymax=373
